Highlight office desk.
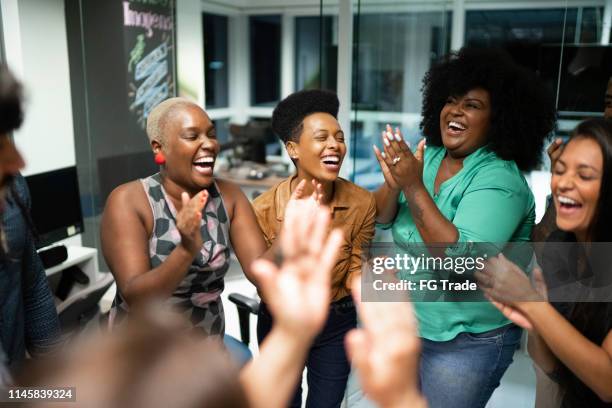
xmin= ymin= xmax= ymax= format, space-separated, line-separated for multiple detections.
xmin=216 ymin=170 xmax=286 ymax=201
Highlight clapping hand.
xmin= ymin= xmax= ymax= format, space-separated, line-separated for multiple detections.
xmin=475 ymin=254 xmax=548 ymax=331
xmin=176 ymin=190 xmax=208 ymax=256
xmin=372 ymin=124 xmax=426 ymax=192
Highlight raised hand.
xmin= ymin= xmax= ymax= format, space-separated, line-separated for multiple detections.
xmin=282 ymin=179 xmax=323 ymax=221
xmin=547 ymin=138 xmax=564 ymax=170
xmin=373 ymin=124 xmax=426 ymax=192
xmin=250 ymin=201 xmax=343 ymax=339
xmin=176 ymin=190 xmax=208 ymax=255
xmin=345 ymin=276 xmax=426 ymax=408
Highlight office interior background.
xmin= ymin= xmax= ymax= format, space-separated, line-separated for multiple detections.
xmin=1 ymin=0 xmax=611 ymax=406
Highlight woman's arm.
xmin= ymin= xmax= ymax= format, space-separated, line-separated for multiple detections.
xmin=372 ymin=145 xmax=401 ymax=224
xmin=527 ymin=332 xmax=558 ymax=374
xmin=478 ymin=256 xmax=612 ymax=402
xmin=217 ymin=180 xmax=268 ymax=285
xmin=521 ymin=302 xmax=612 ymax=402
xmin=100 ymin=183 xmax=206 ymax=305
xmin=375 ymin=127 xmax=457 ymax=242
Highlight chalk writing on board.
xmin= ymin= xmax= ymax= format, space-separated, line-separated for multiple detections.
xmin=124 ymin=0 xmax=175 ymax=129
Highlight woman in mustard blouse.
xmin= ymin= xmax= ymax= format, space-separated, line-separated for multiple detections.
xmin=253 ymin=89 xmax=376 ymax=408
xmin=373 ymin=48 xmax=556 ymax=408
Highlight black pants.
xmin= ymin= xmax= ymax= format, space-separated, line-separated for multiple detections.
xmin=257 ymin=296 xmax=357 ymax=408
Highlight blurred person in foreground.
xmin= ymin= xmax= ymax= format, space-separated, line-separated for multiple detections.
xmin=16 ymin=194 xmax=429 ymax=408
xmin=0 ymin=65 xmax=61 ymax=386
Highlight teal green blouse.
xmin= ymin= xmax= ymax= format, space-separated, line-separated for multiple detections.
xmin=383 ymin=145 xmax=535 ymax=341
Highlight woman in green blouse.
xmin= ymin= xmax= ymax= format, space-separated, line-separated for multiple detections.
xmin=373 ymin=47 xmax=556 ymax=408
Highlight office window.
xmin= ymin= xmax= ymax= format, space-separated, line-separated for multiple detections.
xmin=295 ymin=16 xmax=337 ymax=92
xmin=250 ymin=15 xmax=281 ymax=106
xmin=213 ymin=118 xmax=230 ymax=145
xmin=465 ymin=7 xmax=609 ymax=115
xmin=203 ymin=13 xmax=229 ymax=109
xmin=353 ymin=12 xmax=451 ymax=113
xmin=350 ymin=10 xmax=451 ymax=189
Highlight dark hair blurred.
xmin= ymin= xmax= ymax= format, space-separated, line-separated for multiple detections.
xmin=0 ymin=65 xmax=24 ymax=135
xmin=14 ymin=305 xmax=249 ymax=408
xmin=271 ymin=89 xmax=339 ymax=144
xmin=420 ymin=47 xmax=557 ymax=171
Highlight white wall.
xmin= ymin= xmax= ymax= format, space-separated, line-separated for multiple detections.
xmin=2 ymin=0 xmax=76 ymax=177
xmin=176 ymin=0 xmax=205 ymax=106
xmin=1 ymin=0 xmax=81 ymax=247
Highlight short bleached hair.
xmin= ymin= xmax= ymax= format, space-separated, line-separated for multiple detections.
xmin=146 ymin=97 xmax=201 ymax=145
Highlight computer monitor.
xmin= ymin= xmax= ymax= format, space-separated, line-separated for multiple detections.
xmin=25 ymin=166 xmax=84 ymax=249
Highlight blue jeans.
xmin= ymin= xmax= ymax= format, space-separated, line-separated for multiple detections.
xmin=420 ymin=324 xmax=522 ymax=408
xmin=257 ymin=297 xmax=357 ymax=408
xmin=223 ymin=335 xmax=252 ymax=368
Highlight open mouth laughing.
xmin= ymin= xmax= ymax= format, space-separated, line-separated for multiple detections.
xmin=321 ymin=154 xmax=341 ymax=172
xmin=193 ymin=155 xmax=215 ymax=175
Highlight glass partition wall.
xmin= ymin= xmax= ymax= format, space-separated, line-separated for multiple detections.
xmin=346 ymin=0 xmax=612 ymax=190
xmin=66 ymin=0 xmax=178 ymax=269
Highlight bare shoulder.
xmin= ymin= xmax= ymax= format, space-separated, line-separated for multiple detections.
xmin=215 ymin=178 xmax=249 ymax=219
xmin=104 ymin=180 xmax=151 ymax=225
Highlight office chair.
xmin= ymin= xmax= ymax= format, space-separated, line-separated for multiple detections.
xmin=228 ymin=293 xmax=260 ymax=345
xmin=57 ymin=273 xmax=114 ymax=332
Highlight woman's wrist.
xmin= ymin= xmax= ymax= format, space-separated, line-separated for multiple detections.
xmin=267 ymin=325 xmax=314 ymax=355
xmin=177 ymin=241 xmax=199 ymax=258
xmin=401 ymin=178 xmax=425 ymax=196
xmin=517 ymin=299 xmax=547 ymax=318
xmin=384 ymin=180 xmax=401 ymax=193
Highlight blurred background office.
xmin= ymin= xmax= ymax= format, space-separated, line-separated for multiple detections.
xmin=0 ymin=0 xmax=610 ymax=406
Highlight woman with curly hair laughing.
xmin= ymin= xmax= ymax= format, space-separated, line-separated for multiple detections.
xmin=373 ymin=47 xmax=557 ymax=408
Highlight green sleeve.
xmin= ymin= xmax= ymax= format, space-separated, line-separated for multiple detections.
xmin=452 ymin=165 xmax=532 ymax=244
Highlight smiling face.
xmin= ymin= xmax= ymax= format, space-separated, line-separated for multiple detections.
xmin=154 ymin=105 xmax=219 ymax=192
xmin=439 ymin=88 xmax=492 ymax=158
xmin=552 ymin=136 xmax=603 ymax=241
xmin=287 ymin=112 xmax=346 ymax=183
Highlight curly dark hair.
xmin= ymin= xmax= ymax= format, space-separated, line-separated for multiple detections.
xmin=0 ymin=64 xmax=24 ymax=134
xmin=271 ymin=89 xmax=339 ymax=144
xmin=420 ymin=47 xmax=557 ymax=171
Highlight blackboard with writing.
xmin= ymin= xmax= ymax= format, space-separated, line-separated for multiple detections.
xmin=123 ymin=0 xmax=176 ymax=129
xmin=66 ymin=0 xmax=177 ymax=227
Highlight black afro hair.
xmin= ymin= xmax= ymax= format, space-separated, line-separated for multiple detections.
xmin=0 ymin=65 xmax=24 ymax=135
xmin=271 ymin=89 xmax=339 ymax=144
xmin=420 ymin=47 xmax=557 ymax=171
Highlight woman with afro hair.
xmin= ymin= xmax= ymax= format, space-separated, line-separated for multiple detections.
xmin=373 ymin=47 xmax=556 ymax=408
xmin=252 ymin=89 xmax=376 ymax=408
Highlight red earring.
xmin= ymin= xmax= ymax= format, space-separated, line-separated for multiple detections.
xmin=154 ymin=152 xmax=166 ymax=165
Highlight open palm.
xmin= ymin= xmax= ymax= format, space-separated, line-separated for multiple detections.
xmin=251 ymin=198 xmax=342 ymax=338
